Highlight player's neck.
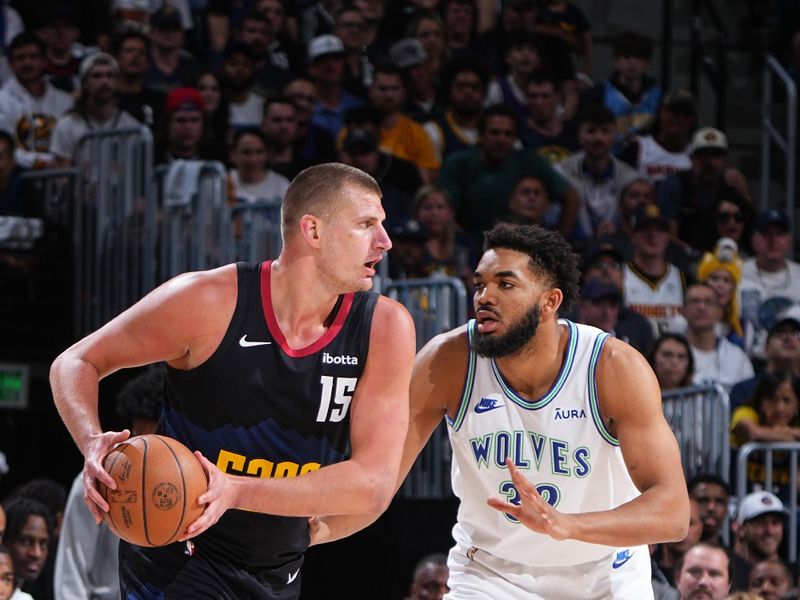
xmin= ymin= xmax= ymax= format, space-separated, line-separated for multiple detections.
xmin=494 ymin=320 xmax=566 ymax=399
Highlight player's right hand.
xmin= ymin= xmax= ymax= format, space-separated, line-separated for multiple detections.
xmin=82 ymin=428 xmax=131 ymax=523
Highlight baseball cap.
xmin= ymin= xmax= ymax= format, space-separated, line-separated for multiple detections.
xmin=691 ymin=127 xmax=728 ymax=154
xmin=342 ymin=128 xmax=377 ymax=153
xmin=662 ymin=89 xmax=695 ymax=113
xmin=389 ymin=218 xmax=428 ymax=241
xmin=390 ymin=38 xmax=427 ymax=69
xmin=584 ymin=242 xmax=624 ymax=271
xmin=768 ymin=305 xmax=800 ymax=338
xmin=736 ymin=490 xmax=789 ymax=524
xmin=79 ymin=52 xmax=119 ymax=81
xmin=150 ymin=5 xmax=183 ymax=30
xmin=580 ymin=278 xmax=622 ymax=303
xmin=308 ymin=34 xmax=345 ymax=62
xmin=630 ymin=203 xmax=669 ymax=231
xmin=165 ymin=87 xmax=205 ymax=115
xmin=756 ymin=208 xmax=790 ymax=233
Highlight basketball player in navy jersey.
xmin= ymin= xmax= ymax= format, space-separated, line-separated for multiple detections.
xmin=49 ymin=163 xmax=416 ymax=599
xmin=313 ymin=223 xmax=689 ymax=599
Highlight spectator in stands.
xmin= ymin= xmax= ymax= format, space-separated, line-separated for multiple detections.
xmin=439 ymin=103 xmax=578 ymax=241
xmin=387 ymin=217 xmax=429 ymax=279
xmin=144 ymin=5 xmax=201 ymax=95
xmin=683 ymin=282 xmax=754 ymax=391
xmin=37 ymin=5 xmax=86 ymax=96
xmin=335 ymin=6 xmax=373 ymax=98
xmin=0 ymin=545 xmax=12 ymax=600
xmin=674 ymin=543 xmax=731 ymax=600
xmin=442 ymin=0 xmax=480 ymax=58
xmin=229 ymin=128 xmax=291 ymax=204
xmin=0 ymin=3 xmax=23 ymax=85
xmin=261 ymin=96 xmax=311 ymax=180
xmin=739 ymin=209 xmax=800 ymax=363
xmin=408 ymin=12 xmax=447 ymax=77
xmin=653 ymin=499 xmax=703 ymax=588
xmin=520 ymin=72 xmax=579 ymax=163
xmin=658 ymin=127 xmax=752 ymax=253
xmin=114 ymin=31 xmax=165 ymax=129
xmin=531 ymin=0 xmax=593 ymax=80
xmin=407 ymin=552 xmax=449 ymax=600
xmin=2 ymin=497 xmax=53 ymax=600
xmin=581 ymin=242 xmax=656 ymax=354
xmin=622 ymin=203 xmax=686 ymax=336
xmin=413 ymin=184 xmax=476 ymax=282
xmin=423 ymin=57 xmax=487 ymax=163
xmin=112 ymin=0 xmax=193 ymax=34
xmin=221 ymin=43 xmax=265 ymax=129
xmin=619 ymin=89 xmax=696 ymax=184
xmin=338 ymin=109 xmax=423 ymax=223
xmin=687 ymin=473 xmax=730 ymax=547
xmin=308 ymin=34 xmax=364 ymax=138
xmin=368 ymin=62 xmax=439 ymax=182
xmin=584 ymin=31 xmax=661 ymax=146
xmin=729 ymin=312 xmax=800 ymax=412
xmin=649 ymin=333 xmax=694 ymax=390
xmin=485 ymin=32 xmax=541 ymax=123
xmin=196 ymin=69 xmax=231 ymax=164
xmin=0 ymin=133 xmax=26 ymax=216
xmin=156 ymin=87 xmax=207 ymax=164
xmin=748 ymin=558 xmax=795 ymax=600
xmin=500 ymin=175 xmax=559 ymax=230
xmin=54 ymin=365 xmax=163 ymax=600
xmin=729 ymin=491 xmax=790 ymax=592
xmin=50 ymin=53 xmax=140 ymax=164
xmin=284 ymin=76 xmax=338 ymax=164
xmin=555 ymin=104 xmax=639 ymax=240
xmin=239 ymin=9 xmax=294 ymax=97
xmin=714 ymin=190 xmax=754 ymax=258
xmin=390 ymin=38 xmax=441 ymax=124
xmin=0 ymin=33 xmax=73 ymax=169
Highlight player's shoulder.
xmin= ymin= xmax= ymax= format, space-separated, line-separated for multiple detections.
xmin=417 ymin=323 xmax=470 ymax=371
xmin=162 ymin=263 xmax=238 ymax=304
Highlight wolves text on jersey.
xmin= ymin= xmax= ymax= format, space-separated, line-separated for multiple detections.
xmin=469 ymin=430 xmax=591 ymax=477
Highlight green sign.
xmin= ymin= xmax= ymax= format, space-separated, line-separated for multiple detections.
xmin=0 ymin=363 xmax=29 ymax=409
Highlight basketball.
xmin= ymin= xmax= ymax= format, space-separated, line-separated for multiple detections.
xmin=98 ymin=434 xmax=207 ymax=547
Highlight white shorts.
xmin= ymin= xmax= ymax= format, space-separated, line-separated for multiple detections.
xmin=445 ymin=544 xmax=653 ymax=600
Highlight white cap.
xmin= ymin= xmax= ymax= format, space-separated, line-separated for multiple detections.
xmin=691 ymin=127 xmax=728 ymax=154
xmin=736 ymin=490 xmax=789 ymax=524
xmin=308 ymin=35 xmax=345 ymax=62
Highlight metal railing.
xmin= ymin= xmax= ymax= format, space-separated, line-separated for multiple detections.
xmin=760 ymin=54 xmax=797 ymax=249
xmin=689 ymin=0 xmax=729 ymax=129
xmin=736 ymin=442 xmax=800 ymax=562
xmin=662 ymin=383 xmax=730 ymax=481
xmin=231 ymin=200 xmax=283 ymax=263
xmin=72 ymin=127 xmax=156 ymax=336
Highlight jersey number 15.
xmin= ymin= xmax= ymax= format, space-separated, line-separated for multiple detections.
xmin=316 ymin=376 xmax=357 ymax=423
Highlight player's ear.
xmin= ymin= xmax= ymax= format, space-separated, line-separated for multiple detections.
xmin=541 ymin=287 xmax=563 ymax=317
xmin=299 ymin=214 xmax=322 ymax=247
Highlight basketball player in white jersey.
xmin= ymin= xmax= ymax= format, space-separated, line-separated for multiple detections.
xmin=313 ymin=223 xmax=689 ymax=599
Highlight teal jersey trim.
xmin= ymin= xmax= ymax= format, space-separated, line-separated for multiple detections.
xmin=490 ymin=319 xmax=578 ymax=410
xmin=588 ymin=333 xmax=619 ymax=446
xmin=447 ymin=320 xmax=477 ymax=431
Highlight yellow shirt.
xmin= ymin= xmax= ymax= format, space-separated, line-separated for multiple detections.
xmin=380 ymin=115 xmax=440 ymax=171
xmin=730 ymin=405 xmax=759 ymax=448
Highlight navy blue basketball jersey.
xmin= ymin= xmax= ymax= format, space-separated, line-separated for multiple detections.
xmin=153 ymin=261 xmax=377 ymax=569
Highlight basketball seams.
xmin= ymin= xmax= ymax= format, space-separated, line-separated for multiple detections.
xmin=153 ymin=435 xmax=187 ymax=545
xmin=101 ymin=446 xmax=126 ymax=538
xmin=138 ymin=436 xmax=154 ymax=546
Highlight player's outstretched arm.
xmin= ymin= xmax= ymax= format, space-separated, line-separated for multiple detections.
xmin=488 ymin=337 xmax=690 ymax=546
xmin=308 ymin=326 xmax=467 ymax=545
xmin=186 ymin=297 xmax=419 ymax=537
xmin=49 ymin=265 xmax=238 ymax=522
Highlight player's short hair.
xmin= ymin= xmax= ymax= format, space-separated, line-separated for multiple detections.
xmin=1 ymin=497 xmax=54 ymax=543
xmin=280 ymin=163 xmax=381 ymax=240
xmin=482 ymin=224 xmax=580 ymax=315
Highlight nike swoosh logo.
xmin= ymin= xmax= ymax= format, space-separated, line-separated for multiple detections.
xmin=287 ymin=568 xmax=300 ymax=584
xmin=474 ymin=403 xmax=504 ymax=413
xmin=239 ymin=335 xmax=272 ymax=347
xmin=612 ymin=551 xmax=634 ymax=569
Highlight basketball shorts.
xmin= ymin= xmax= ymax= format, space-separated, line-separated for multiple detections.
xmin=119 ymin=540 xmax=304 ymax=599
xmin=445 ymin=543 xmax=653 ymax=600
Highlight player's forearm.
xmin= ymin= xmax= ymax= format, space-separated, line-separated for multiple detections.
xmin=309 ymin=512 xmax=382 ymax=545
xmin=50 ymin=353 xmax=104 ymax=455
xmin=567 ymin=485 xmax=689 ymax=546
xmin=232 ymin=458 xmax=398 ymax=517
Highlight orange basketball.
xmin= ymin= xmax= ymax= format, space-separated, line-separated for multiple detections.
xmin=98 ymin=434 xmax=207 ymax=547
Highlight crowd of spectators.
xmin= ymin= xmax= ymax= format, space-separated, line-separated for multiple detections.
xmin=0 ymin=0 xmax=799 ymax=599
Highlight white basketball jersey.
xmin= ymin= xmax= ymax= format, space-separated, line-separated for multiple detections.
xmin=623 ymin=262 xmax=685 ymax=334
xmin=447 ymin=319 xmax=641 ymax=567
xmin=637 ymin=135 xmax=691 ymax=181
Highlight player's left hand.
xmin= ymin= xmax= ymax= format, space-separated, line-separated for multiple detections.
xmin=180 ymin=451 xmax=236 ymax=541
xmin=486 ymin=459 xmax=576 ymax=541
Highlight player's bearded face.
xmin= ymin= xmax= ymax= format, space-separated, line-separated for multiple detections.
xmin=471 ymin=303 xmax=540 ymax=357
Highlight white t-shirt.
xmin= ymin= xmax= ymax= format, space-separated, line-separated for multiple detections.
xmin=692 ymin=337 xmax=755 ymax=392
xmin=230 ymin=169 xmax=290 ymax=204
xmin=51 ymin=109 xmax=141 ymax=160
xmin=229 ymin=93 xmax=266 ymax=129
xmin=112 ymin=0 xmax=193 ymax=30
